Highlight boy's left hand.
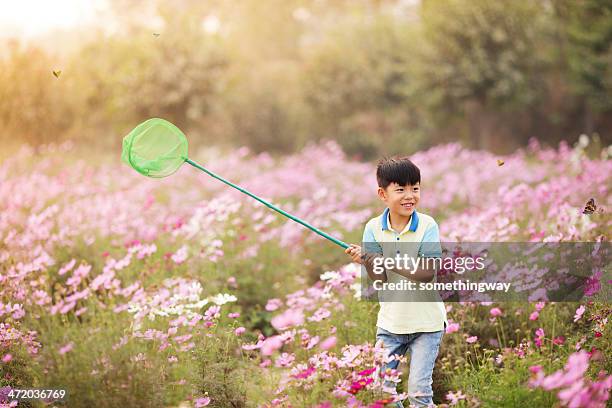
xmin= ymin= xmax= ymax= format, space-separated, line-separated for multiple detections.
xmin=345 ymin=244 xmax=363 ymax=264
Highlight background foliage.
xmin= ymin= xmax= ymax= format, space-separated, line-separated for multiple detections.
xmin=0 ymin=0 xmax=610 ymax=159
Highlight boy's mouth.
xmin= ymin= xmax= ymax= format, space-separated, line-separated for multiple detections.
xmin=400 ymin=203 xmax=415 ymax=209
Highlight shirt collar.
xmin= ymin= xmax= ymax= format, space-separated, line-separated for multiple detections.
xmin=381 ymin=207 xmax=419 ymax=233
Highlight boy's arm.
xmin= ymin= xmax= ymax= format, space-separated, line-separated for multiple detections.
xmin=381 ymin=221 xmax=442 ymax=283
xmin=361 ymin=253 xmax=387 ymax=283
xmin=413 ymin=221 xmax=443 ymax=282
xmin=362 ymin=223 xmax=387 ymax=283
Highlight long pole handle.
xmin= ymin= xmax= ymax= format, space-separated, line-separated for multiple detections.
xmin=185 ymin=158 xmax=350 ymax=249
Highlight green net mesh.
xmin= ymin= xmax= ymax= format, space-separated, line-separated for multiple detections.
xmin=121 ymin=118 xmax=188 ymax=178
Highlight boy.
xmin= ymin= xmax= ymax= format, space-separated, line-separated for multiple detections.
xmin=345 ymin=156 xmax=447 ymax=408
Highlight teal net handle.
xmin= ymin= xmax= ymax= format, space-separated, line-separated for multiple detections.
xmin=185 ymin=158 xmax=350 ymax=249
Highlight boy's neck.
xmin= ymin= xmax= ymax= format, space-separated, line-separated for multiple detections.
xmin=388 ymin=209 xmax=413 ymax=233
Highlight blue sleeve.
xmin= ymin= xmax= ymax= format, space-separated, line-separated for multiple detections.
xmin=419 ymin=222 xmax=442 ymax=258
xmin=362 ymin=223 xmax=383 ymax=254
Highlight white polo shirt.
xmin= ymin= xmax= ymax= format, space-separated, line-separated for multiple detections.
xmin=363 ymin=208 xmax=448 ymax=334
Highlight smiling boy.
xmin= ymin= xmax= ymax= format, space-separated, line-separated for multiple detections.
xmin=345 ymin=156 xmax=448 ymax=408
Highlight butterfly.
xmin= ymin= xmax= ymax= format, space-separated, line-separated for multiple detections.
xmin=153 ymin=33 xmax=160 ymax=37
xmin=497 ymin=159 xmax=504 ymax=166
xmin=52 ymin=70 xmax=61 ymax=78
xmin=582 ymin=198 xmax=597 ymax=215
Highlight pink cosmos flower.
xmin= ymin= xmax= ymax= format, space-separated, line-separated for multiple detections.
xmin=530 ymin=351 xmax=590 ymax=390
xmin=2 ymin=354 xmax=12 ymax=363
xmin=274 ymin=352 xmax=295 ymax=368
xmin=446 ymin=390 xmax=467 ymax=405
xmin=466 ymin=336 xmax=478 ymax=344
xmin=489 ymin=307 xmax=502 ymax=317
xmin=11 ymin=306 xmax=25 ymax=320
xmin=319 ymin=336 xmax=337 ymax=350
xmin=529 ymin=311 xmax=539 ymax=321
xmin=194 ymin=396 xmax=211 ymax=407
xmin=305 ymin=336 xmax=320 ymax=349
xmin=446 ymin=322 xmax=460 ymax=333
xmin=358 ymin=367 xmax=377 ymax=377
xmin=534 ymin=328 xmax=545 ymax=348
xmin=529 ymin=365 xmax=543 ymax=375
xmin=58 ymin=342 xmax=74 ymax=355
xmin=234 ymin=327 xmax=246 ymax=336
xmin=349 ymin=377 xmax=373 ymax=394
xmin=584 ymin=270 xmax=602 ymax=296
xmin=574 ymin=336 xmax=587 ymax=351
xmin=573 ymin=305 xmax=586 ymax=322
xmin=291 ymin=365 xmax=316 ymax=379
xmin=261 ymin=335 xmax=284 ymax=356
xmin=553 ymin=336 xmax=565 ymax=346
xmin=270 ymin=309 xmax=304 ymax=331
xmin=204 ymin=305 xmax=221 ymax=320
xmin=265 ymin=298 xmax=282 ymax=312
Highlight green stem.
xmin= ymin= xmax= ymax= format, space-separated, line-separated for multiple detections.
xmin=495 ymin=325 xmax=501 ymax=350
xmin=185 ymin=158 xmax=349 ymax=249
xmin=499 ymin=319 xmax=507 ymax=348
xmin=549 ymin=304 xmax=557 ymax=362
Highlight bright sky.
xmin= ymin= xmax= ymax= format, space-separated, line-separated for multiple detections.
xmin=0 ymin=0 xmax=107 ymax=38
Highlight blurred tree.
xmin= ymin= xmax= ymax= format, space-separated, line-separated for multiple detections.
xmin=220 ymin=0 xmax=305 ymax=62
xmin=70 ymin=18 xmax=229 ymax=148
xmin=3 ymin=0 xmax=609 ymax=155
xmin=553 ymin=0 xmax=612 ymax=135
xmin=0 ymin=41 xmax=74 ymax=145
xmin=301 ymin=14 xmax=430 ymax=159
xmin=214 ymin=60 xmax=307 ymax=153
xmin=416 ymin=0 xmax=550 ymax=150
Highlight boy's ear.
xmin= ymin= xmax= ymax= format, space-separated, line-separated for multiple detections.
xmin=377 ymin=187 xmax=387 ymax=201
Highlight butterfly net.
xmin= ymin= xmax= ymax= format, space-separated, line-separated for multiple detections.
xmin=121 ymin=118 xmax=188 ymax=178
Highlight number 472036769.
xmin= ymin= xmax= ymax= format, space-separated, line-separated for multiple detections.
xmin=7 ymin=388 xmax=67 ymax=401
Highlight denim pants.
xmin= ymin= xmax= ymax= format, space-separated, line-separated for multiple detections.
xmin=375 ymin=326 xmax=444 ymax=408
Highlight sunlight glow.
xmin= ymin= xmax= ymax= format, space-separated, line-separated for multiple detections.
xmin=0 ymin=0 xmax=107 ymax=38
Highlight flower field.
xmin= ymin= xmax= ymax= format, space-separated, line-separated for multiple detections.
xmin=1 ymin=139 xmax=610 ymax=407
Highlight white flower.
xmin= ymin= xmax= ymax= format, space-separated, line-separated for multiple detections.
xmin=171 ymin=245 xmax=189 ymax=264
xmin=351 ymin=282 xmax=362 ymax=299
xmin=209 ymin=293 xmax=237 ymax=305
xmin=189 ymin=299 xmax=209 ymax=309
xmin=320 ymin=271 xmax=339 ymax=281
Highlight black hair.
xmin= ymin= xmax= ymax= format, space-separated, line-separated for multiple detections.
xmin=376 ymin=156 xmax=421 ymax=189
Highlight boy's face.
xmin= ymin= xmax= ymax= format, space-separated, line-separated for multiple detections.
xmin=377 ymin=182 xmax=420 ymax=217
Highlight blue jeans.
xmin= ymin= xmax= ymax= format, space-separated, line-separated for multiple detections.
xmin=375 ymin=326 xmax=444 ymax=408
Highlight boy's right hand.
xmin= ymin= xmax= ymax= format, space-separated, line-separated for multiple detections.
xmin=345 ymin=244 xmax=363 ymax=264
